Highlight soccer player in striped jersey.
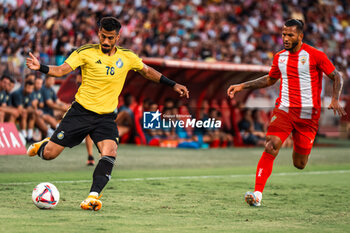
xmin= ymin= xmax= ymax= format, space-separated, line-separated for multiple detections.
xmin=227 ymin=19 xmax=347 ymax=206
xmin=26 ymin=16 xmax=189 ymax=211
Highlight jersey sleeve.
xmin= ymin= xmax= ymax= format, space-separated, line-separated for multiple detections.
xmin=128 ymin=52 xmax=144 ymax=71
xmin=268 ymin=54 xmax=281 ymax=79
xmin=316 ymin=51 xmax=335 ymax=76
xmin=64 ymin=50 xmax=84 ymax=71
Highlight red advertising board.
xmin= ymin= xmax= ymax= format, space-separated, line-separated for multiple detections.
xmin=0 ymin=123 xmax=27 ymax=155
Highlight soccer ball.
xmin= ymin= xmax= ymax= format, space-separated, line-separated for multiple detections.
xmin=32 ymin=182 xmax=60 ymax=209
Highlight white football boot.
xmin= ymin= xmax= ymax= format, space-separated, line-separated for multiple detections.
xmin=245 ymin=191 xmax=262 ymax=206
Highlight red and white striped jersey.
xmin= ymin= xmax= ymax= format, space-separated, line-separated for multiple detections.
xmin=269 ymin=43 xmax=335 ymax=120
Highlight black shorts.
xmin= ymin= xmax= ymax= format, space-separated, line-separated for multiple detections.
xmin=51 ymin=101 xmax=119 ymax=148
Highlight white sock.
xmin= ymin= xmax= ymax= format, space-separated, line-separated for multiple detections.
xmin=18 ymin=133 xmax=26 ymax=146
xmin=21 ymin=129 xmax=27 ymax=138
xmin=89 ymin=192 xmax=99 ymax=197
xmin=27 ymin=129 xmax=33 ymax=139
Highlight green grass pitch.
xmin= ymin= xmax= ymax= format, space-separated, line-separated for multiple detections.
xmin=0 ymin=143 xmax=350 ymax=233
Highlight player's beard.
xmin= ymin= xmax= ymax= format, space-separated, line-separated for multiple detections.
xmin=101 ymin=44 xmax=112 ymax=54
xmin=284 ymin=41 xmax=299 ymax=51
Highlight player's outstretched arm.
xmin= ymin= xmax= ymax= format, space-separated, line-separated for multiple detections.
xmin=26 ymin=52 xmax=73 ymax=77
xmin=327 ymin=69 xmax=347 ymax=116
xmin=138 ymin=64 xmax=189 ymax=98
xmin=227 ymin=75 xmax=278 ymax=99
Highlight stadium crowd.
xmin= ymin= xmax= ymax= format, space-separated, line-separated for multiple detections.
xmin=0 ymin=0 xmax=349 ymax=80
xmin=1 ymin=0 xmax=350 ymax=145
xmin=0 ymin=73 xmax=69 ymax=143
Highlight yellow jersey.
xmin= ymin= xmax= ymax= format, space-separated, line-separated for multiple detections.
xmin=64 ymin=44 xmax=144 ymax=114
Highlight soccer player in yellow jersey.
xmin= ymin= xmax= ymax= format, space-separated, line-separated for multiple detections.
xmin=26 ymin=17 xmax=189 ymax=211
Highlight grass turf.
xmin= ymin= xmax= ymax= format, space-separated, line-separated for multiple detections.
xmin=0 ymin=144 xmax=349 ymax=232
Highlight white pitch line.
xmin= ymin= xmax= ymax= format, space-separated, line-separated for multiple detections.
xmin=1 ymin=169 xmax=350 ymax=186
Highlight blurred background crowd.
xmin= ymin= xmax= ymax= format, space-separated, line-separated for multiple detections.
xmin=0 ymin=0 xmax=349 ymax=147
xmin=0 ymin=0 xmax=350 ymax=80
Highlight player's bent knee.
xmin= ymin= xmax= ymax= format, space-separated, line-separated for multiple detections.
xmin=97 ymin=140 xmax=118 ymax=156
xmin=293 ymin=161 xmax=306 ymax=170
xmin=42 ymin=149 xmax=59 ymax=160
xmin=264 ymin=141 xmax=274 ymax=154
xmin=43 ymin=143 xmax=63 ymax=160
xmin=101 ymin=148 xmax=117 ymax=157
xmin=264 ymin=139 xmax=280 ymax=157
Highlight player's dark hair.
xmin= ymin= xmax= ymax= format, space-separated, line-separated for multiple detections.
xmin=164 ymin=97 xmax=174 ymax=104
xmin=1 ymin=74 xmax=11 ymax=81
xmin=6 ymin=75 xmax=16 ymax=83
xmin=284 ymin=19 xmax=304 ymax=33
xmin=209 ymin=107 xmax=216 ymax=113
xmin=25 ymin=80 xmax=34 ymax=86
xmin=99 ymin=17 xmax=121 ymax=33
xmin=124 ymin=93 xmax=133 ymax=107
xmin=25 ymin=73 xmax=35 ymax=79
xmin=162 ymin=107 xmax=172 ymax=113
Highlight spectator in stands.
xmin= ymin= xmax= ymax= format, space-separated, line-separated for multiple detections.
xmin=204 ymin=107 xmax=233 ymax=147
xmin=32 ymin=76 xmax=55 ymax=140
xmin=117 ymin=93 xmax=135 ymax=137
xmin=10 ymin=80 xmax=35 ymax=142
xmin=251 ymin=109 xmax=267 ymax=139
xmin=340 ymin=82 xmax=350 ymax=139
xmin=238 ymin=109 xmax=265 ymax=146
xmin=0 ymin=93 xmax=3 ymax=122
xmin=181 ymin=106 xmax=230 ymax=148
xmin=0 ymin=75 xmax=18 ymax=123
xmin=164 ymin=97 xmax=176 ymax=109
xmin=32 ymin=77 xmax=44 ymax=110
xmin=8 ymin=76 xmax=15 ymax=92
xmin=1 ymin=0 xmax=348 ymax=87
xmin=162 ymin=107 xmax=178 ymax=140
xmin=24 ymin=73 xmax=35 ymax=83
xmin=1 ymin=0 xmax=348 ymax=146
xmin=142 ymin=98 xmax=152 ymax=112
xmin=41 ymin=76 xmax=69 ymax=120
xmin=198 ymin=100 xmax=210 ymax=120
xmin=0 ymin=75 xmax=7 ymax=122
xmin=0 ymin=75 xmax=9 ymax=92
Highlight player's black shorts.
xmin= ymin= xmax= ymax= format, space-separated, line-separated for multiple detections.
xmin=51 ymin=101 xmax=119 ymax=148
